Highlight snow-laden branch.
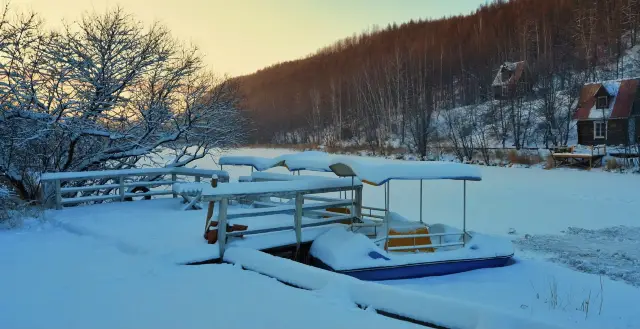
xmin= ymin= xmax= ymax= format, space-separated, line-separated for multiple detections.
xmin=0 ymin=7 xmax=247 ymax=200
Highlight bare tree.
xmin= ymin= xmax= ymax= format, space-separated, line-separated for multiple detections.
xmin=0 ymin=8 xmax=246 ymax=201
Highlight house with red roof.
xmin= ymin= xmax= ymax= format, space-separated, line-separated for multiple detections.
xmin=573 ymin=78 xmax=640 ymax=146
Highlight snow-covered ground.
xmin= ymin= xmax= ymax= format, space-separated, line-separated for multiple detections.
xmin=194 ymin=148 xmax=640 ymax=328
xmin=0 ymin=220 xmax=419 ymax=329
xmin=515 ymin=226 xmax=640 ymax=287
xmin=2 ymin=147 xmax=640 ymax=329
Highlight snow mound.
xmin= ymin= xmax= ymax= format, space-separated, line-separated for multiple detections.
xmin=515 ymin=226 xmax=640 ymax=286
xmin=310 ymin=226 xmax=388 ymax=268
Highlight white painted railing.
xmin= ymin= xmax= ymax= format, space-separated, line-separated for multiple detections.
xmin=41 ymin=167 xmax=229 ymax=210
xmin=198 ymin=179 xmax=363 ymax=258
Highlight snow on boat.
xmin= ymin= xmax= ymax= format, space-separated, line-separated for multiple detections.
xmin=220 ymin=152 xmax=515 ymax=281
xmin=307 ymin=156 xmax=514 ymax=280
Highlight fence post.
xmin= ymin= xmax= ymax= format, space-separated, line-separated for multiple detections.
xmin=171 ymin=173 xmax=177 ymax=198
xmin=119 ymin=176 xmax=125 ymax=202
xmin=55 ymin=179 xmax=62 ymax=210
xmin=217 ymin=197 xmax=228 ymax=258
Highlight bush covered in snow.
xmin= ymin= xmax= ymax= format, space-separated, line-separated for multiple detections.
xmin=0 ymin=185 xmax=42 ymax=229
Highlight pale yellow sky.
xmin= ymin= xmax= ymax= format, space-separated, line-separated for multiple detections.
xmin=10 ymin=0 xmax=486 ymax=77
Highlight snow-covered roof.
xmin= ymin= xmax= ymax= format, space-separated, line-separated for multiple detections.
xmin=219 ymin=151 xmax=333 ymax=172
xmin=492 ymin=61 xmax=525 ymax=87
xmin=221 ymin=152 xmax=481 ymax=185
xmin=328 ymin=156 xmax=481 ymax=185
xmin=574 ymin=78 xmax=639 ymax=120
xmin=218 ymin=156 xmax=279 ymax=171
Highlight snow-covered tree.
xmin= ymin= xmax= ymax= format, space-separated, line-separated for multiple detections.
xmin=0 ymin=8 xmax=246 ymax=201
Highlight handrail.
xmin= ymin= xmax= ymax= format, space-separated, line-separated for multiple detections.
xmin=41 ymin=167 xmax=229 ymax=181
xmin=42 ymin=167 xmax=229 ymax=209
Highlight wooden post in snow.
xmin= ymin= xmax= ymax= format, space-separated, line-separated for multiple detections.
xmin=204 ymin=175 xmax=219 ymax=234
xmin=217 ymin=197 xmax=228 ymax=258
xmin=55 ymin=180 xmax=62 ymax=210
xmin=171 ymin=173 xmax=177 ymax=198
xmin=119 ymin=176 xmax=125 ymax=202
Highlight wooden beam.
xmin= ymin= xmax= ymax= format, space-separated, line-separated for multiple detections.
xmin=217 ymin=198 xmax=229 ymax=258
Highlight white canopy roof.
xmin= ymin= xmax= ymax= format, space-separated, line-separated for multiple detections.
xmin=219 ymin=151 xmax=332 ymax=172
xmin=219 ymin=151 xmax=481 ymax=185
xmin=218 ymin=156 xmax=279 ymax=171
xmin=328 ymin=156 xmax=481 ymax=186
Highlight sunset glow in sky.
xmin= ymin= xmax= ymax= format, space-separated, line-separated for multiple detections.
xmin=12 ymin=0 xmax=488 ymax=76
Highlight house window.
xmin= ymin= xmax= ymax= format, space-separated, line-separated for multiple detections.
xmin=502 ymin=85 xmax=508 ymax=97
xmin=594 ymin=121 xmax=606 ymax=139
xmin=597 ymin=96 xmax=609 ymax=109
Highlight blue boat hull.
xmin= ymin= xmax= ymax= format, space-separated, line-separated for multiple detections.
xmin=311 ymin=255 xmax=514 ymax=281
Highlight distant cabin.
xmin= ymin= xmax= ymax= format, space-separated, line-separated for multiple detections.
xmin=492 ymin=61 xmax=533 ymax=100
xmin=573 ymin=78 xmax=640 ymax=146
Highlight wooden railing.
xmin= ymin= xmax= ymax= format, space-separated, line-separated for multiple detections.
xmin=196 ymin=178 xmax=363 ymax=258
xmin=41 ymin=167 xmax=229 ymax=210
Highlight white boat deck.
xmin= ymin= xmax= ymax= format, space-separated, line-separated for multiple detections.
xmin=48 ymin=198 xmax=345 ymax=264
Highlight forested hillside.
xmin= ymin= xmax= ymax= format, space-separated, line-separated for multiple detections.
xmin=237 ymin=0 xmax=640 ymax=158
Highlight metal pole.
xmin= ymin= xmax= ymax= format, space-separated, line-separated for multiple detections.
xmin=384 ymin=181 xmax=390 ymax=251
xmin=350 ymin=176 xmax=355 ymax=223
xmin=463 ymin=180 xmax=467 ymax=247
xmin=419 ymin=179 xmax=423 ymax=223
xmin=294 ymin=192 xmax=303 ymax=259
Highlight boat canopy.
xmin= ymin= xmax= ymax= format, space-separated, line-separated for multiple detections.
xmin=219 ymin=151 xmax=332 ymax=172
xmin=328 ymin=156 xmax=482 ymax=186
xmin=219 ymin=152 xmax=481 ymax=185
xmin=218 ymin=156 xmax=279 ymax=171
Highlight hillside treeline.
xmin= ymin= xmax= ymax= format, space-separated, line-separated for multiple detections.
xmin=237 ymin=0 xmax=640 ymax=157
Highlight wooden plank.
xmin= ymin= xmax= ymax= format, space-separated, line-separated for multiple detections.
xmin=226 ymin=200 xmax=352 ymax=220
xmin=61 ymin=184 xmax=120 ymax=193
xmin=41 ymin=167 xmax=229 ymax=182
xmin=124 ymin=180 xmax=174 ymax=187
xmin=124 ymin=191 xmax=172 ymax=198
xmin=61 ymin=194 xmax=120 ymax=205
